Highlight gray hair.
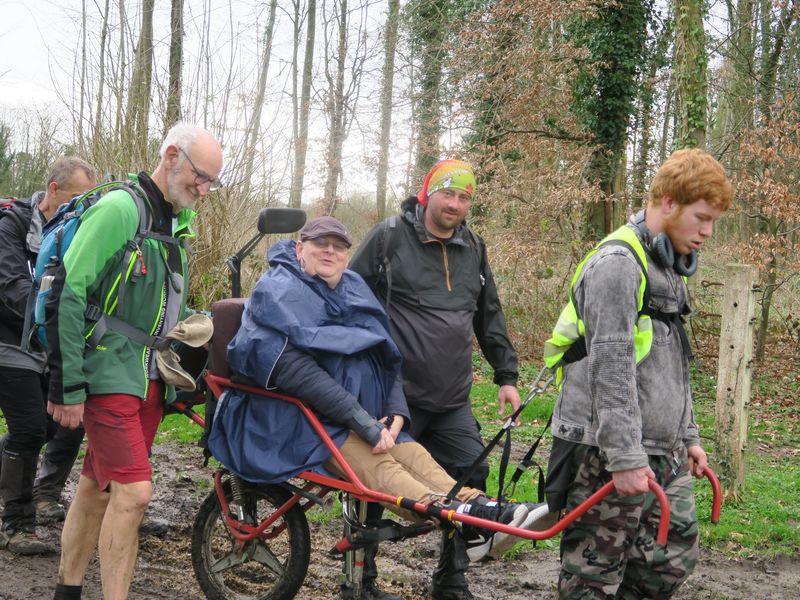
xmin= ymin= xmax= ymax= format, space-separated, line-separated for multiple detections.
xmin=46 ymin=157 xmax=96 ymax=187
xmin=159 ymin=123 xmax=210 ymax=158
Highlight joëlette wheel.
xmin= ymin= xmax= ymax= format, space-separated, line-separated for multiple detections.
xmin=191 ymin=478 xmax=311 ymax=600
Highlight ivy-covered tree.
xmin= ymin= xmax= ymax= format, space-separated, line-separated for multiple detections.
xmin=406 ymin=0 xmax=450 ymax=179
xmin=570 ymin=0 xmax=654 ymax=235
xmin=674 ymin=0 xmax=708 ymax=149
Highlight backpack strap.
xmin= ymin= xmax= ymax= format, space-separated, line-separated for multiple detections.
xmin=378 ymin=216 xmax=399 ymax=311
xmin=464 ymin=225 xmax=486 ymax=287
xmin=114 ymin=183 xmax=153 ymax=317
xmin=84 ymin=183 xmax=176 ymax=351
xmin=19 ymin=276 xmax=37 ymax=354
xmin=84 ymin=303 xmax=171 ymax=351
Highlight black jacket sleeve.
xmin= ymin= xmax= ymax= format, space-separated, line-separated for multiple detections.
xmin=270 ymin=343 xmax=385 ymax=446
xmin=472 ymin=239 xmax=519 ymax=387
xmin=0 ymin=205 xmax=34 ymax=339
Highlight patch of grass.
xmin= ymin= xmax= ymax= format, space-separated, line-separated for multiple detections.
xmin=306 ymin=496 xmax=342 ymax=524
xmin=155 ymin=405 xmax=207 ymax=445
xmin=470 ymin=381 xmax=555 ymax=445
xmin=695 ymin=453 xmax=800 ymax=556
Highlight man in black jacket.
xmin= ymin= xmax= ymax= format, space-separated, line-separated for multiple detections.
xmin=350 ymin=160 xmax=525 ymax=600
xmin=0 ymin=157 xmax=96 ymax=554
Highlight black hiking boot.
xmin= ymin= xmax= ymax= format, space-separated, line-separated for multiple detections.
xmin=341 ymin=580 xmax=404 ymax=600
xmin=430 ymin=584 xmax=475 ymax=600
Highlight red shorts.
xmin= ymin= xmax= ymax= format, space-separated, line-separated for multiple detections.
xmin=80 ymin=381 xmax=164 ymax=491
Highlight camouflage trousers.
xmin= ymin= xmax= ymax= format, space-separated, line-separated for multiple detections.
xmin=558 ymin=445 xmax=699 ymax=600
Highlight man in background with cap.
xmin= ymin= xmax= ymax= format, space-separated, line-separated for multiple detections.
xmin=350 ymin=160 xmax=526 ymax=600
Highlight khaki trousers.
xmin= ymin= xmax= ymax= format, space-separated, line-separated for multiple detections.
xmin=326 ymin=433 xmax=482 ymax=521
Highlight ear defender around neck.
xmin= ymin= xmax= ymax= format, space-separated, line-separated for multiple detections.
xmin=673 ymin=251 xmax=698 ymax=277
xmin=632 ymin=209 xmax=698 ymax=276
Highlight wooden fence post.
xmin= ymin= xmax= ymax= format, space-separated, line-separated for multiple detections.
xmin=714 ymin=263 xmax=758 ymax=496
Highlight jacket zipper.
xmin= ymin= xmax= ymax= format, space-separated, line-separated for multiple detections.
xmin=423 ymin=240 xmax=452 ymax=292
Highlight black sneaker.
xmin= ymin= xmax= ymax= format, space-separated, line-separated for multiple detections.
xmin=484 ymin=501 xmax=551 ymax=560
xmin=456 ymin=498 xmax=529 ymax=562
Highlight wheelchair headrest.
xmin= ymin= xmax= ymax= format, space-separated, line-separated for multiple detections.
xmin=210 ymin=298 xmax=247 ymax=379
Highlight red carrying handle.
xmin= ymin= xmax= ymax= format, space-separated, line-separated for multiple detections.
xmin=703 ymin=467 xmax=722 ymax=524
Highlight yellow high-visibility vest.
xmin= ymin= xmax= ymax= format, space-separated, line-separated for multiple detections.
xmin=543 ymin=225 xmax=652 ymax=386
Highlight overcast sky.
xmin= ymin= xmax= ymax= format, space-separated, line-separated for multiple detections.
xmin=1 ymin=1 xmax=66 ymax=108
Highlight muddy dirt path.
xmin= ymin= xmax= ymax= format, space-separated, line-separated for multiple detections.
xmin=1 ymin=442 xmax=796 ymax=600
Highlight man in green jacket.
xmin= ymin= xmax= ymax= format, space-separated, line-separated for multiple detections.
xmin=47 ymin=124 xmax=223 ymax=600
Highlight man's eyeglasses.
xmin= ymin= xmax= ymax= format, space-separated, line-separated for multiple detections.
xmin=307 ymin=238 xmax=350 ymax=252
xmin=178 ymin=147 xmax=223 ymax=192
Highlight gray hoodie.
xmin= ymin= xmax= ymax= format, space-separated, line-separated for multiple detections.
xmin=551 ymin=223 xmax=700 ymax=472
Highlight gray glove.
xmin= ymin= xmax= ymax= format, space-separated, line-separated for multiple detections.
xmin=344 ymin=406 xmax=385 ymax=446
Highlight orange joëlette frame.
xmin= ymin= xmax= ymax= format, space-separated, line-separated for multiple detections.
xmin=201 ymin=373 xmax=722 ymax=546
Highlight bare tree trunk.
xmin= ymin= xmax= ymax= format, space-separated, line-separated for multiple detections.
xmin=291 ymin=0 xmax=301 ymax=185
xmin=115 ymin=0 xmax=127 ymax=149
xmin=633 ymin=22 xmax=672 ymax=203
xmin=322 ymin=0 xmax=349 ymax=212
xmin=376 ymin=0 xmax=400 ymax=220
xmin=409 ymin=0 xmax=448 ymax=180
xmin=165 ymin=0 xmax=185 ymax=131
xmin=674 ymin=0 xmax=707 ymax=149
xmin=241 ymin=0 xmax=278 ymax=202
xmin=755 ymin=252 xmax=777 ymax=361
xmin=92 ymin=0 xmax=111 ymax=161
xmin=78 ymin=0 xmax=88 ymax=153
xmin=290 ymin=0 xmax=317 ymax=208
xmin=660 ymin=80 xmax=674 ymax=163
xmin=758 ymin=0 xmax=798 ymax=123
xmin=126 ymin=0 xmax=155 ymax=164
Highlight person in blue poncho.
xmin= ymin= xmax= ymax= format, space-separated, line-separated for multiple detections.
xmin=209 ymin=216 xmax=541 ymax=600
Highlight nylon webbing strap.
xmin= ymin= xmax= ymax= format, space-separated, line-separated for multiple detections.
xmin=444 ymin=367 xmax=555 ymax=502
xmin=381 ymin=216 xmax=398 ymax=311
xmin=148 ymin=232 xmax=182 ymax=245
xmin=648 ymin=310 xmax=693 ymax=360
xmin=84 ymin=308 xmax=169 ymax=351
xmin=445 ymin=409 xmax=519 ymax=502
xmin=495 ymin=426 xmax=513 ymax=504
xmin=19 ymin=272 xmax=36 ymax=353
xmin=116 ymin=186 xmax=152 ymax=317
xmin=504 ymin=413 xmax=552 ymax=503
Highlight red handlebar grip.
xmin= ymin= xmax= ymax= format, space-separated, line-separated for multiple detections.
xmin=647 ymin=479 xmax=670 ymax=545
xmin=703 ymin=467 xmax=722 ymax=524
